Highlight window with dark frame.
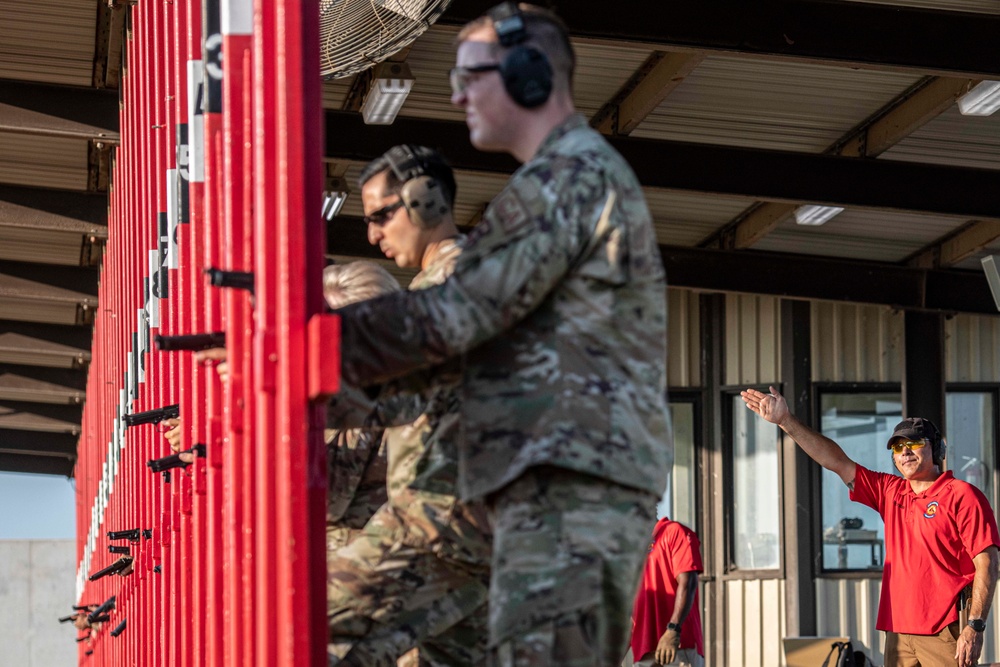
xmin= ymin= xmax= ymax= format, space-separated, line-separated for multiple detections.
xmin=728 ymin=390 xmax=781 ymax=572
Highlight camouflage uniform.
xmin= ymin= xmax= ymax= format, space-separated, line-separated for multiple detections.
xmin=325 ymin=427 xmax=388 ymax=551
xmin=336 ymin=114 xmax=672 ymax=666
xmin=328 ymin=238 xmax=492 ymax=667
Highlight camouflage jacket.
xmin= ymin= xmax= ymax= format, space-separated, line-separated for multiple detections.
xmin=337 ymin=114 xmax=672 ymax=500
xmin=325 ymin=427 xmax=387 ymax=531
xmin=383 ymin=237 xmax=492 ymax=565
xmin=326 ymin=239 xmax=491 ymax=564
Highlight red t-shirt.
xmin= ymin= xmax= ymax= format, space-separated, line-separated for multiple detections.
xmin=630 ymin=518 xmax=704 ymax=660
xmin=851 ymin=466 xmax=1000 ymax=634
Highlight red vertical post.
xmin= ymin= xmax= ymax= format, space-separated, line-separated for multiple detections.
xmin=221 ymin=2 xmax=254 ymax=664
xmin=254 ymin=0 xmax=326 ymax=665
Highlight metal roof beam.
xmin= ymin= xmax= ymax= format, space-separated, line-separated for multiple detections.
xmin=325 ymin=111 xmax=1000 ymax=220
xmin=0 ymin=401 xmax=83 ymax=435
xmin=0 ymin=364 xmax=87 ymax=405
xmin=441 ymin=0 xmax=1000 ymax=78
xmin=0 ymin=451 xmax=75 ymax=477
xmin=907 ymin=219 xmax=1000 ymax=269
xmin=0 ymin=80 xmax=119 ymax=141
xmin=591 ymin=51 xmax=704 ymax=135
xmin=326 ymin=218 xmax=997 ymax=314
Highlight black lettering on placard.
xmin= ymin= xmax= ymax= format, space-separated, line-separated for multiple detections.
xmin=157 ymin=212 xmax=169 ymax=299
xmin=203 ymin=0 xmax=223 ymax=113
xmin=176 ymin=124 xmax=190 ymax=223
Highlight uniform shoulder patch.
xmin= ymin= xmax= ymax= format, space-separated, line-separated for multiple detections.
xmin=488 ymin=187 xmax=534 ymax=236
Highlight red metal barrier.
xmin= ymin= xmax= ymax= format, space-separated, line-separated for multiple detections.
xmin=73 ymin=1 xmax=327 ymax=664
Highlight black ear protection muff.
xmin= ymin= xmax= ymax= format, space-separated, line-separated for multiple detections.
xmin=489 ymin=2 xmax=553 ymax=108
xmin=384 ymin=145 xmax=450 ymax=229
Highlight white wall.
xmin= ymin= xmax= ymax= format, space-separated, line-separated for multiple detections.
xmin=0 ymin=540 xmax=78 ymax=666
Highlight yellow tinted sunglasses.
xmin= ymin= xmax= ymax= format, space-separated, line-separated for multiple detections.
xmin=890 ymin=440 xmax=927 ymax=454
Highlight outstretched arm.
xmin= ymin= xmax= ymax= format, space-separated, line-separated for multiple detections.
xmin=741 ymin=386 xmax=857 ymax=487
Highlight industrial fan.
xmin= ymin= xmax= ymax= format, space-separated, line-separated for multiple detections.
xmin=319 ymin=0 xmax=454 ymax=79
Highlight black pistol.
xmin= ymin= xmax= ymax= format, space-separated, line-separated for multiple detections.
xmin=88 ymin=557 xmax=133 ymax=582
xmin=107 ymin=528 xmax=148 ymax=543
xmin=147 ymin=444 xmax=206 ymax=474
xmin=205 ymin=267 xmax=254 ymax=293
xmin=154 ymin=331 xmax=226 ymax=352
xmin=123 ymin=404 xmax=180 ymax=427
xmin=87 ymin=596 xmax=116 ymax=624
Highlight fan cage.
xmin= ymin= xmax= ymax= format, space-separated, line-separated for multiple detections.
xmin=320 ymin=0 xmax=453 ymax=79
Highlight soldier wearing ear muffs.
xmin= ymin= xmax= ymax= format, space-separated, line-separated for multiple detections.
xmin=330 ymin=4 xmax=672 ymax=665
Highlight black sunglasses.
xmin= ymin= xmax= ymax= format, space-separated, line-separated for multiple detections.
xmin=362 ymin=200 xmax=405 ymax=226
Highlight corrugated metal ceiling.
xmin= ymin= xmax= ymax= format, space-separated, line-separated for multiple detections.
xmin=0 ymin=0 xmax=96 ymax=86
xmin=881 ymin=105 xmax=1000 ymax=170
xmin=0 ymin=134 xmax=90 ymax=191
xmin=631 ymin=55 xmax=921 ymax=152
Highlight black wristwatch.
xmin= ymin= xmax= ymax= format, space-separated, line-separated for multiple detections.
xmin=968 ymin=618 xmax=987 ymax=633
xmin=666 ymin=622 xmax=682 ymax=632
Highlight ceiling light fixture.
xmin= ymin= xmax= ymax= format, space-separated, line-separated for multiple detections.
xmin=958 ymin=81 xmax=1000 ymax=117
xmin=322 ymin=173 xmax=349 ymax=221
xmin=361 ymin=62 xmax=415 ymax=125
xmin=981 ymin=255 xmax=1000 ymax=311
xmin=794 ymin=205 xmax=845 ymax=226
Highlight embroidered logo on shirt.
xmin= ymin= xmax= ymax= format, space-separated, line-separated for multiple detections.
xmin=924 ymin=501 xmax=939 ymax=519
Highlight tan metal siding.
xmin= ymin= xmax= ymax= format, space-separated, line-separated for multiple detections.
xmin=811 ymin=302 xmax=903 ymax=382
xmin=725 ymin=579 xmax=786 ymax=667
xmin=945 ymin=314 xmax=1000 ymax=382
xmin=815 ymin=578 xmax=883 ymax=665
xmin=725 ymin=293 xmax=780 ymax=386
xmin=667 ymin=288 xmax=700 ymax=388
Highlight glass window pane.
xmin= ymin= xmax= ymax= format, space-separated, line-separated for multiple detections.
xmin=658 ymin=402 xmax=696 ymax=528
xmin=820 ymin=393 xmax=900 ymax=571
xmin=732 ymin=395 xmax=780 ymax=570
xmin=946 ymin=392 xmax=995 ymax=503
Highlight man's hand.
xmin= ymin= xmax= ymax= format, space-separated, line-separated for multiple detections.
xmin=195 ymin=347 xmax=229 ymax=382
xmin=955 ymin=624 xmax=983 ymax=667
xmin=162 ymin=418 xmax=182 ymax=452
xmin=655 ymin=628 xmax=681 ymax=665
xmin=740 ymin=386 xmax=789 ymax=427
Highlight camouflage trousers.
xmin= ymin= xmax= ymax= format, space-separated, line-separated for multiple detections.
xmin=327 ymin=505 xmax=490 ymax=667
xmin=486 ymin=467 xmax=658 ymax=667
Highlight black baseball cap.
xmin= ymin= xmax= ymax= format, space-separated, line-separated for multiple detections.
xmin=886 ymin=417 xmax=940 ymax=448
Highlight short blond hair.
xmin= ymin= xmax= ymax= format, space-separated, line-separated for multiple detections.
xmin=322 ymin=261 xmax=400 ymax=309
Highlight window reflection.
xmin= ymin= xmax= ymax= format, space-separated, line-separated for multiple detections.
xmin=658 ymin=402 xmax=696 ymax=528
xmin=820 ymin=392 xmax=900 ymax=571
xmin=732 ymin=395 xmax=780 ymax=570
xmin=946 ymin=392 xmax=995 ymax=503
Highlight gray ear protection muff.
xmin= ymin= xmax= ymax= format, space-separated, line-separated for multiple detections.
xmin=384 ymin=145 xmax=450 ymax=229
xmin=489 ymin=2 xmax=553 ymax=108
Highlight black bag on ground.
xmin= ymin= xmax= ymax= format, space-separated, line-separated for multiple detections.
xmin=820 ymin=640 xmax=871 ymax=667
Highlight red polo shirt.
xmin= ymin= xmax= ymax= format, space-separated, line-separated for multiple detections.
xmin=851 ymin=466 xmax=1000 ymax=634
xmin=630 ymin=518 xmax=704 ymax=660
